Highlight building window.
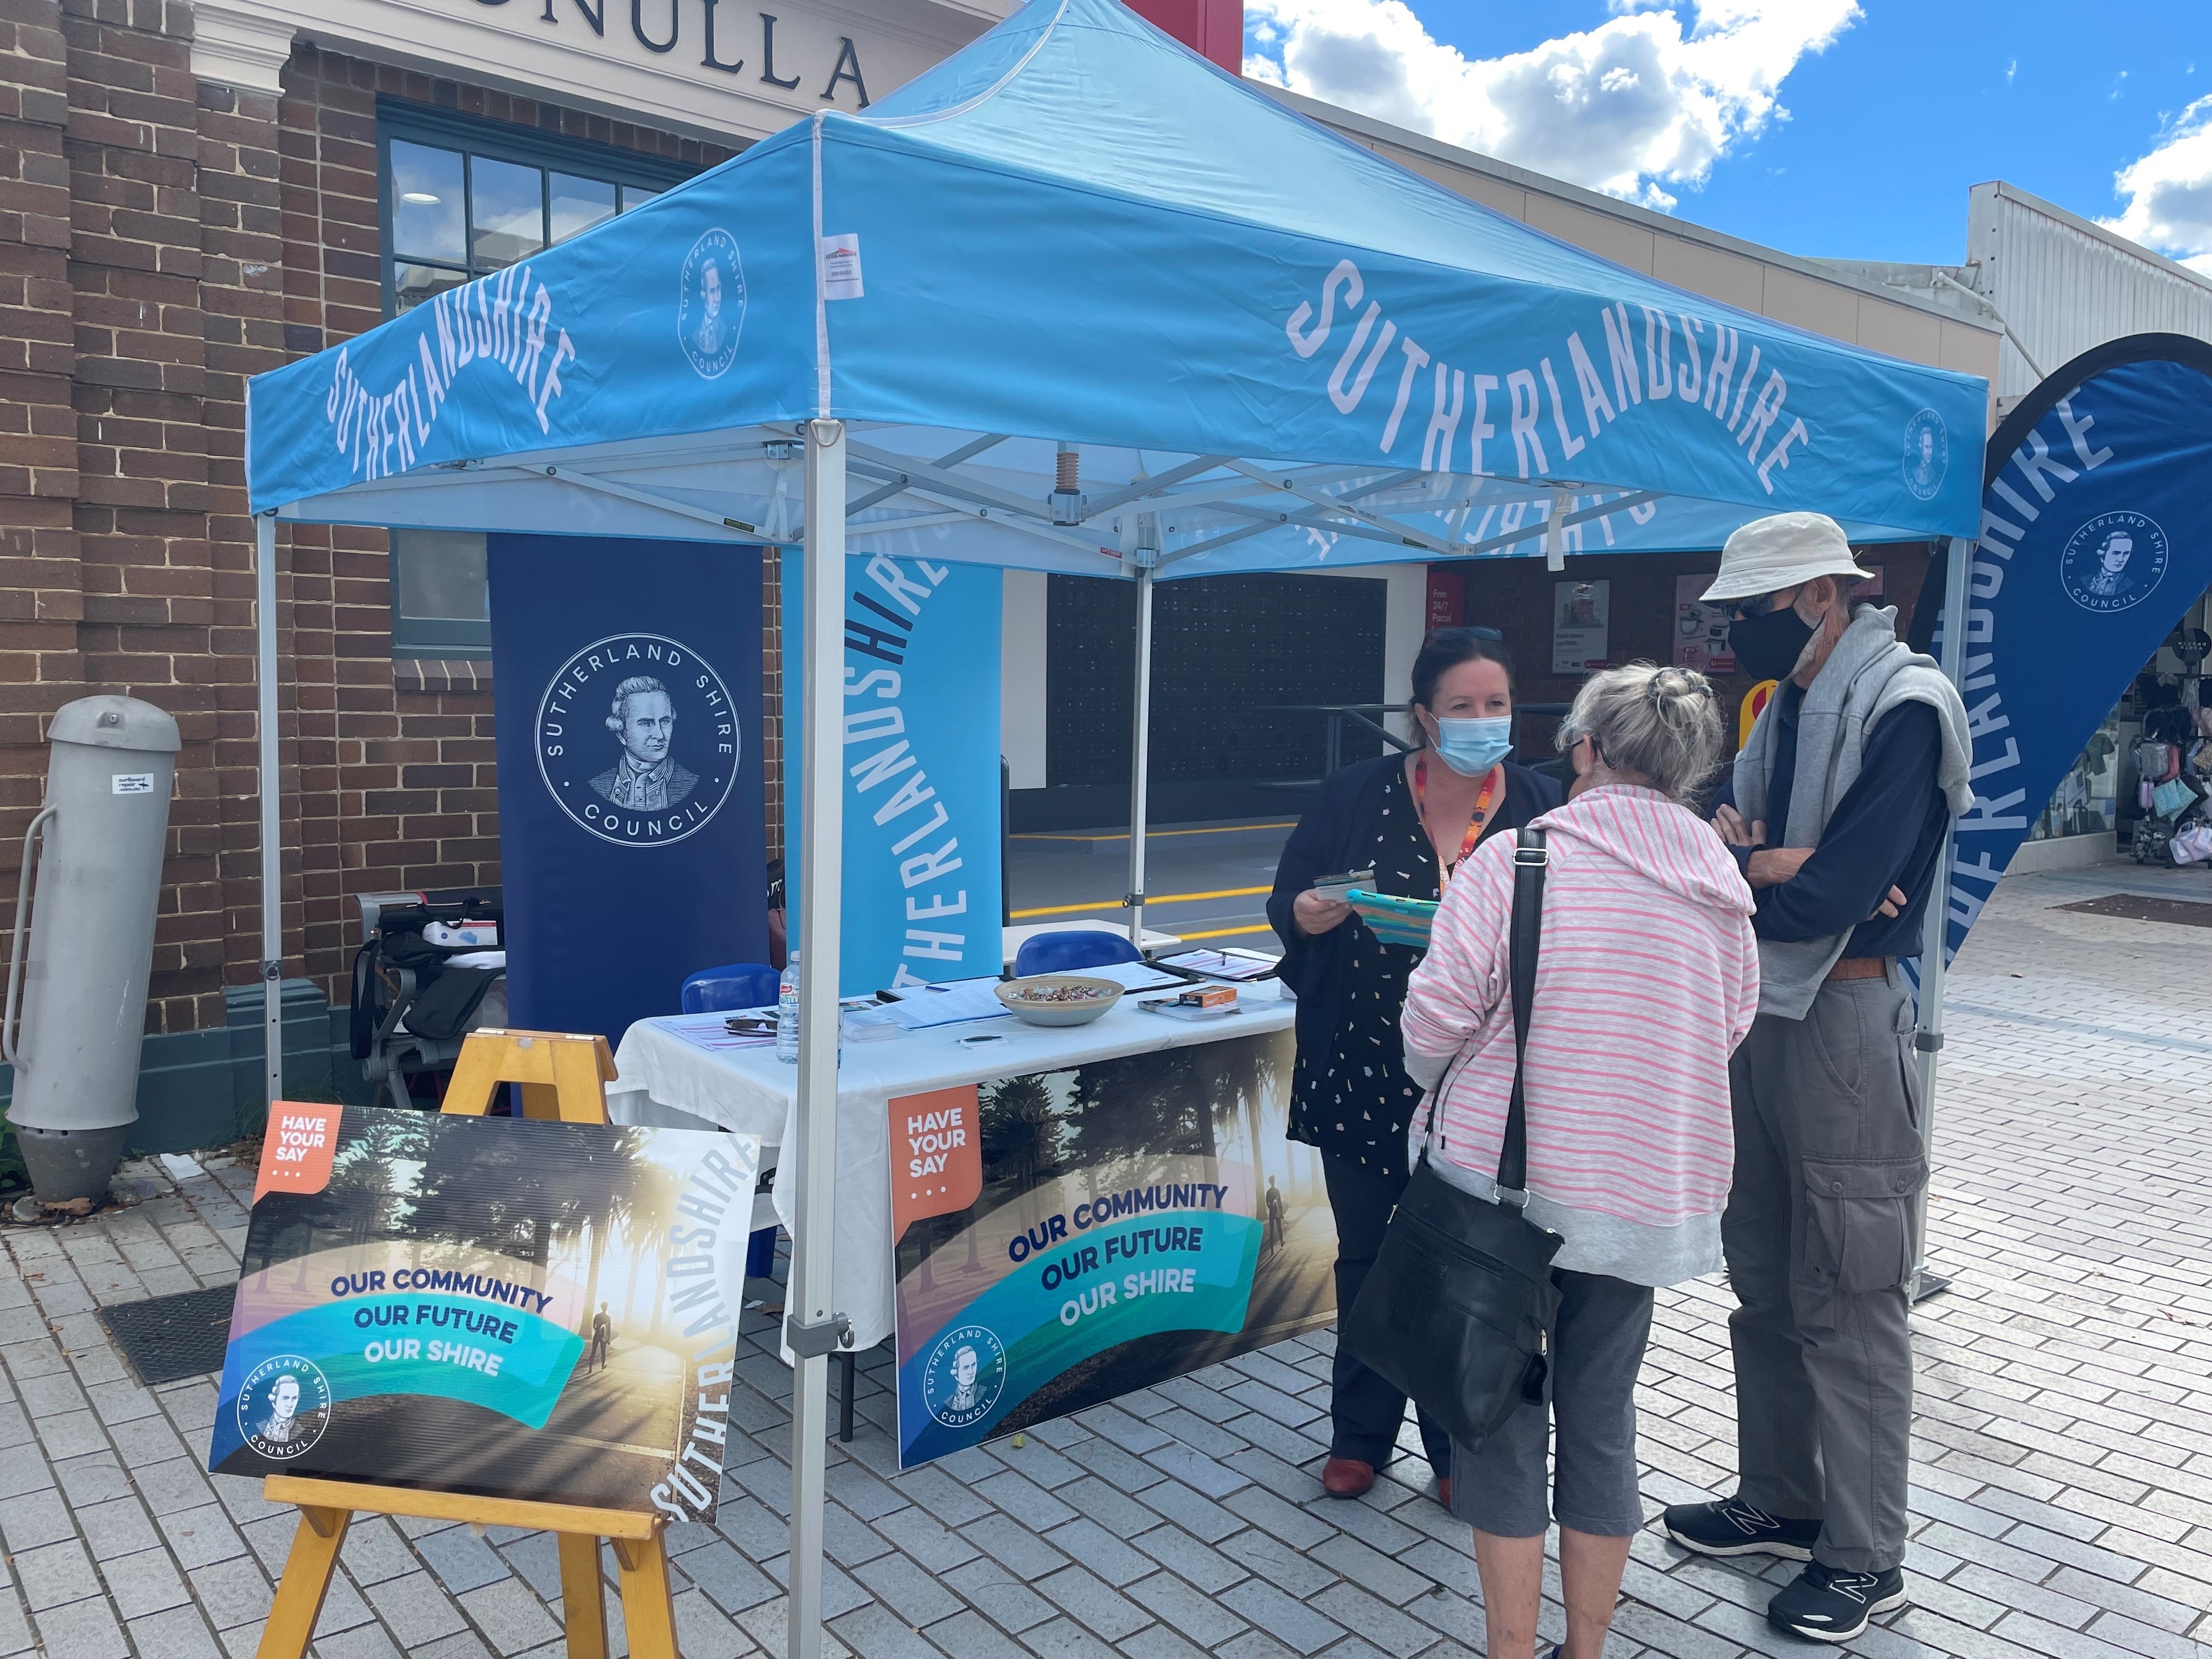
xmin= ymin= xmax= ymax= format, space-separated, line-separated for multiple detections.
xmin=378 ymin=100 xmax=691 ymax=317
xmin=390 ymin=531 xmax=491 ymax=660
xmin=377 ymin=103 xmax=696 ymax=654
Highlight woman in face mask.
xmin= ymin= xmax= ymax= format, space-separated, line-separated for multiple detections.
xmin=1266 ymin=627 xmax=1565 ymax=1508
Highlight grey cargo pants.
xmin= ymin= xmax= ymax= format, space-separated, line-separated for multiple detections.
xmin=1723 ymin=964 xmax=1926 ymax=1574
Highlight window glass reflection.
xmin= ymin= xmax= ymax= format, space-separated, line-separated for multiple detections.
xmin=470 ymin=156 xmax=544 ymax=269
xmin=394 ymin=531 xmax=490 ymax=622
xmin=390 ymin=141 xmax=465 ymax=265
xmin=393 ymin=263 xmax=466 ymax=313
xmin=551 ymin=173 xmax=617 ymax=243
xmin=620 ymin=184 xmax=661 ymax=213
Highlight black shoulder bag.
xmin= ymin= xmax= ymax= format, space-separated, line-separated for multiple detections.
xmin=1340 ymin=826 xmax=1564 ymax=1448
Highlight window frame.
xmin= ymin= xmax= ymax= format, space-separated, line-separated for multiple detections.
xmin=375 ymin=100 xmax=697 ymax=658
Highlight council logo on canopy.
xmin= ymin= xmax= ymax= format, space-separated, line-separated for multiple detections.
xmin=678 ymin=229 xmax=745 ymax=379
xmin=922 ymin=1324 xmax=1007 ymax=1430
xmin=537 ymin=634 xmax=740 ymax=847
xmin=1901 ymin=408 xmax=1948 ymax=502
xmin=2059 ymin=511 xmax=2169 ymax=616
xmin=238 ymin=1355 xmax=332 ymax=1460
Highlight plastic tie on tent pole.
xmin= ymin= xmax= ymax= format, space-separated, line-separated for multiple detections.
xmin=786 ymin=1311 xmax=855 ymax=1358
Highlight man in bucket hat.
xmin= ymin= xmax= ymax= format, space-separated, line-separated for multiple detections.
xmin=1661 ymin=512 xmax=1973 ymax=1641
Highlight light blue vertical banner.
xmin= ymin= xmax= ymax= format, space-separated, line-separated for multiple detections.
xmin=783 ymin=550 xmax=1004 ymax=995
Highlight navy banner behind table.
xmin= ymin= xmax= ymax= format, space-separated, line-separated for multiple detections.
xmin=887 ymin=1028 xmax=1335 ymax=1468
xmin=1914 ymin=336 xmax=2212 ymax=962
xmin=782 ymin=550 xmax=1002 ymax=994
xmin=490 ymin=537 xmax=768 ymax=1039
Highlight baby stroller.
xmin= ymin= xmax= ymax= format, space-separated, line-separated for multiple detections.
xmin=350 ymin=888 xmax=506 ymax=1109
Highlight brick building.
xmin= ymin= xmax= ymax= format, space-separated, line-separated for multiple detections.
xmin=0 ymin=0 xmax=1991 ymax=1150
xmin=0 ymin=0 xmax=1002 ymax=1146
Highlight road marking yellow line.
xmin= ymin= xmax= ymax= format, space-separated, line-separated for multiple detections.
xmin=1172 ymin=924 xmax=1277 ymax=941
xmin=1010 ymin=822 xmax=1296 ymax=842
xmin=1009 ymin=885 xmax=1269 ymax=920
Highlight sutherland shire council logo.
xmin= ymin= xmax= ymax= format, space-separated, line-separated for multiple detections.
xmin=2059 ymin=511 xmax=2169 ymax=616
xmin=677 ymin=229 xmax=745 ymax=379
xmin=1901 ymin=408 xmax=1948 ymax=502
xmin=537 ymin=634 xmax=740 ymax=847
xmin=238 ymin=1355 xmax=332 ymax=1460
xmin=921 ymin=1324 xmax=1007 ymax=1431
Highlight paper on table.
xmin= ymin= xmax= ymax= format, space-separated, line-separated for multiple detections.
xmin=1156 ymin=948 xmax=1278 ymax=982
xmin=884 ymin=977 xmax=1013 ymax=1029
xmin=658 ymin=1013 xmax=777 ymax=1053
xmin=1059 ymin=961 xmax=1185 ymax=992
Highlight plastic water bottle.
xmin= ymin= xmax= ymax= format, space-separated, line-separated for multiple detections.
xmin=776 ymin=952 xmax=801 ymax=1064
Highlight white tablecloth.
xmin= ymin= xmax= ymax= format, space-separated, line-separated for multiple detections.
xmin=605 ymin=991 xmax=1296 ymax=1350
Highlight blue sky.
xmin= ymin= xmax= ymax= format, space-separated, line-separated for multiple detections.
xmin=1243 ymin=1 xmax=2212 ymax=271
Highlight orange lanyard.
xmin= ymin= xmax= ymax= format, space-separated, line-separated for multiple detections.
xmin=1414 ymin=755 xmax=1500 ymax=887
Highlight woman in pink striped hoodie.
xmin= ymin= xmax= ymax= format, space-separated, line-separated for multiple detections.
xmin=1402 ymin=662 xmax=1759 ymax=1659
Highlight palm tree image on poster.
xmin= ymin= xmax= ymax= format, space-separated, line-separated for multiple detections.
xmin=219 ymin=1105 xmax=738 ymax=1512
xmin=893 ymin=1030 xmax=1334 ymax=1456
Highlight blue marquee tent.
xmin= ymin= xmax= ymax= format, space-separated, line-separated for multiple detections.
xmin=241 ymin=3 xmax=1986 ymax=1650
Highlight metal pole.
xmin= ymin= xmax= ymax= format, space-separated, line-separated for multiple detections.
xmin=1125 ymin=560 xmax=1155 ymax=947
xmin=786 ymin=419 xmax=848 ymax=1659
xmin=1909 ymin=534 xmax=1972 ymax=1300
xmin=256 ymin=512 xmax=283 ymax=1111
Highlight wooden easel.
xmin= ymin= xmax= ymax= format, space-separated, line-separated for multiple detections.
xmin=256 ymin=1029 xmax=682 ymax=1659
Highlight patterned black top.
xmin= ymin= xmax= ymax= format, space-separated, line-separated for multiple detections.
xmin=1288 ymin=766 xmax=1448 ymax=1178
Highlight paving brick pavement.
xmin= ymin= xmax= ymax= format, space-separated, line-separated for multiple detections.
xmin=0 ymin=861 xmax=2208 ymax=1658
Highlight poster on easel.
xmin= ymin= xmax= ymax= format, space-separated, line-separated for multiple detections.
xmin=1552 ymin=579 xmax=1610 ymax=673
xmin=1673 ymin=575 xmax=1736 ymax=674
xmin=886 ymin=1029 xmax=1334 ymax=1469
xmin=206 ymin=1104 xmax=755 ymax=1521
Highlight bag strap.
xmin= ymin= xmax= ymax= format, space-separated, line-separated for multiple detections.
xmin=1496 ymin=826 xmax=1548 ymax=1202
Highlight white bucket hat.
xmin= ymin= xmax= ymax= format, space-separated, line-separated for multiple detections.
xmin=1700 ymin=512 xmax=1874 ymax=604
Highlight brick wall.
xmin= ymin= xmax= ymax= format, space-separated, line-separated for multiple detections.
xmin=0 ymin=7 xmax=765 ymax=1042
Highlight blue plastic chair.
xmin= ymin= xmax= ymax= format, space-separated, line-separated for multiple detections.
xmin=1014 ymin=929 xmax=1145 ymax=977
xmin=680 ymin=961 xmax=781 ymax=1014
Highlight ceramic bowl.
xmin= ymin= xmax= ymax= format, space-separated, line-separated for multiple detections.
xmin=994 ymin=974 xmax=1124 ymax=1026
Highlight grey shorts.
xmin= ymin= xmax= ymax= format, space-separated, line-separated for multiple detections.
xmin=1448 ymin=1269 xmax=1655 ymax=1538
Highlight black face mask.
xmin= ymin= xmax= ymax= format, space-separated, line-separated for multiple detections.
xmin=1728 ymin=603 xmax=1816 ymax=683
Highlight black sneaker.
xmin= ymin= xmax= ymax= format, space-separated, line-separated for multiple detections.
xmin=1661 ymin=1497 xmax=1821 ymax=1560
xmin=1767 ymin=1562 xmax=1908 ymax=1642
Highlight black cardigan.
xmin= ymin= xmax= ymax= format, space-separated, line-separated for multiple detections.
xmin=1266 ymin=752 xmax=1564 ymax=1082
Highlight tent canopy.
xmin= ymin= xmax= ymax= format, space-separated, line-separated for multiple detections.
xmin=245 ymin=0 xmax=1985 ymax=577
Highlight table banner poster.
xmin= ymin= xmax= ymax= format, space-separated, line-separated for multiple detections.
xmin=206 ymin=1102 xmax=757 ymax=1521
xmin=488 ymin=535 xmax=768 ymax=1045
xmin=1551 ymin=578 xmax=1611 ymax=674
xmin=781 ymin=549 xmax=1003 ymax=995
xmin=886 ymin=1029 xmax=1335 ymax=1468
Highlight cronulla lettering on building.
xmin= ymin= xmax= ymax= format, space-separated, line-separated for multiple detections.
xmin=843 ymin=554 xmax=969 ymax=986
xmin=1938 ymin=397 xmax=2117 ymax=947
xmin=1286 ymin=257 xmax=1815 ymax=509
xmin=500 ymin=0 xmax=872 ymax=107
xmin=325 ymin=265 xmax=577 ymax=482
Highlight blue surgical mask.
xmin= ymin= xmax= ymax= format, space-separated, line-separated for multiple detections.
xmin=1430 ymin=715 xmax=1513 ymax=777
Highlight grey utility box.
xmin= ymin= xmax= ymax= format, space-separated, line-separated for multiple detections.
xmin=5 ymin=697 xmax=181 ymax=1203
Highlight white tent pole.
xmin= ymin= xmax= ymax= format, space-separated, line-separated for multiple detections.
xmin=1909 ymin=533 xmax=1973 ymax=1297
xmin=786 ymin=419 xmax=849 ymax=1659
xmin=256 ymin=512 xmax=283 ymax=1112
xmin=1125 ymin=559 xmax=1156 ymax=946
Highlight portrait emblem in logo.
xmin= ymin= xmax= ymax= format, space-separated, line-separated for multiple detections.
xmin=2059 ymin=511 xmax=2169 ymax=616
xmin=537 ymin=634 xmax=740 ymax=847
xmin=239 ymin=1356 xmax=332 ymax=1461
xmin=1901 ymin=408 xmax=1948 ymax=502
xmin=678 ymin=229 xmax=745 ymax=380
xmin=921 ymin=1324 xmax=1007 ymax=1431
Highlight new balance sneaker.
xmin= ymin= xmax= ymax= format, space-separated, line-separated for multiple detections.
xmin=1767 ymin=1562 xmax=1908 ymax=1641
xmin=1661 ymin=1497 xmax=1822 ymax=1561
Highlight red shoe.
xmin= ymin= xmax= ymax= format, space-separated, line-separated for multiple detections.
xmin=1322 ymin=1457 xmax=1376 ymax=1498
xmin=1436 ymin=1476 xmax=1453 ymax=1510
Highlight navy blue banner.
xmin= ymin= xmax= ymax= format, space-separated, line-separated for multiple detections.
xmin=489 ymin=536 xmax=768 ymax=1041
xmin=1922 ymin=337 xmax=2212 ymax=961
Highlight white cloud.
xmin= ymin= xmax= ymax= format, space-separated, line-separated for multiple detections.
xmin=2102 ymin=95 xmax=2212 ymax=275
xmin=1242 ymin=0 xmax=1861 ymax=211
